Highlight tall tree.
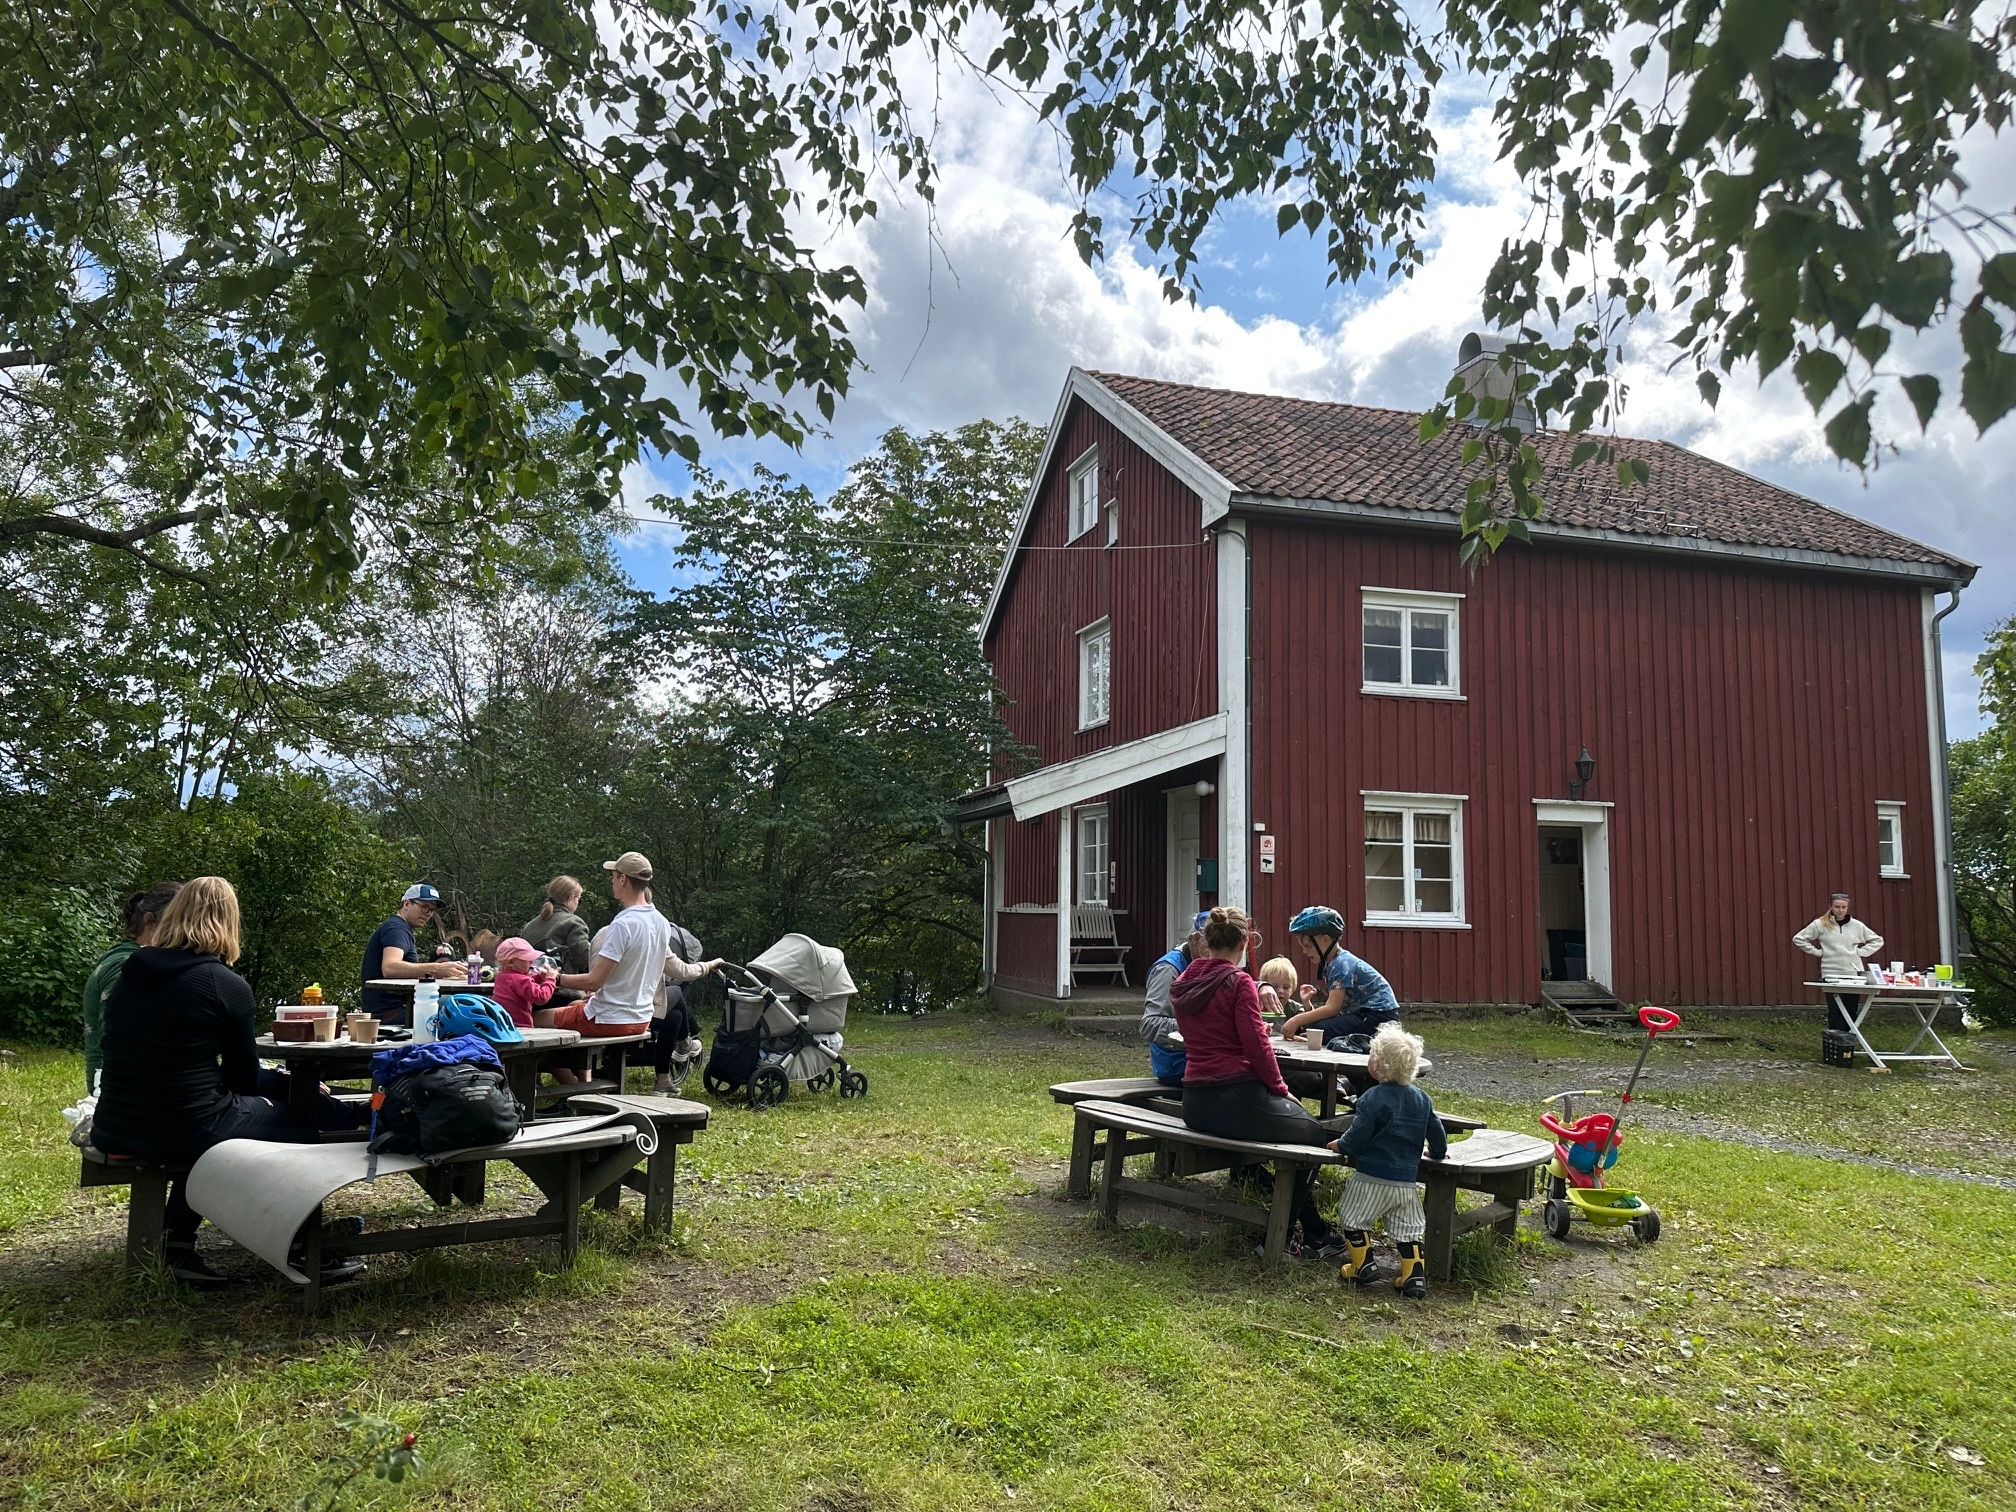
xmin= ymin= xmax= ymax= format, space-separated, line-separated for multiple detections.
xmin=1952 ymin=616 xmax=2016 ymax=1024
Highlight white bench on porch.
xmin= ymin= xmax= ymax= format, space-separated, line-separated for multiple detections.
xmin=1070 ymin=904 xmax=1131 ymax=987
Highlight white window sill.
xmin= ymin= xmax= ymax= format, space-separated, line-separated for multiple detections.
xmin=1880 ymin=872 xmax=1909 ymax=881
xmin=1360 ymin=684 xmax=1465 ymax=702
xmin=1067 ymin=524 xmax=1099 ymax=544
xmin=1363 ymin=916 xmax=1471 ymax=930
xmin=1077 ymin=718 xmax=1110 ymax=734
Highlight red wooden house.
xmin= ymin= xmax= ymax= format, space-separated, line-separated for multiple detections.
xmin=956 ymin=353 xmax=1976 ymax=1009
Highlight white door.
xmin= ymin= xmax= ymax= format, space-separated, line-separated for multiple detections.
xmin=1166 ymin=790 xmax=1202 ymax=950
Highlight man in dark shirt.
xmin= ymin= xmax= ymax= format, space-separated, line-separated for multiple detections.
xmin=360 ymin=884 xmax=466 ymax=1020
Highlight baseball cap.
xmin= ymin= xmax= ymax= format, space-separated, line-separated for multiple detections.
xmin=603 ymin=852 xmax=654 ymax=882
xmin=402 ymin=883 xmax=443 ymax=904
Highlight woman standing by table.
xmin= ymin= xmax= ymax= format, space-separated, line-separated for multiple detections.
xmin=1794 ymin=892 xmax=1884 ymax=1035
xmin=92 ymin=877 xmax=364 ymax=1288
xmin=1171 ymin=906 xmax=1344 ymax=1260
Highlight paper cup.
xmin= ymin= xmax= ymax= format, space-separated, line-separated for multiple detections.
xmin=1304 ymin=1027 xmax=1325 ymax=1049
xmin=348 ymin=1014 xmax=379 ymax=1044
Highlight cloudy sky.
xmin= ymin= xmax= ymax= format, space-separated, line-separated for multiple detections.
xmin=615 ymin=66 xmax=2013 ymax=739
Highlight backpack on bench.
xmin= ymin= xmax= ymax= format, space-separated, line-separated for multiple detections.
xmin=369 ymin=1035 xmax=524 ymax=1159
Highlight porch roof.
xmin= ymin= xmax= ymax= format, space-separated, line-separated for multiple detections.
xmin=1002 ymin=714 xmax=1227 ymax=821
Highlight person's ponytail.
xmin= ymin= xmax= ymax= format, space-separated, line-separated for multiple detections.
xmin=539 ymin=901 xmax=555 ymax=922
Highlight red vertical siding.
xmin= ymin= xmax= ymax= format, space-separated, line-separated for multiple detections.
xmin=1245 ymin=519 xmax=1943 ymax=1007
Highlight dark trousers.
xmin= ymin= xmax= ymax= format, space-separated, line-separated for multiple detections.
xmin=159 ymin=1071 xmax=366 ymax=1244
xmin=1182 ymin=1079 xmax=1336 ymax=1239
xmin=651 ymin=994 xmax=701 ymax=1073
xmin=1827 ymin=994 xmax=1861 ymax=1035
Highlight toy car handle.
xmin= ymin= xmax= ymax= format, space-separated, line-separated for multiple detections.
xmin=1638 ymin=1006 xmax=1680 ymax=1034
xmin=1542 ymin=1090 xmax=1612 ymax=1104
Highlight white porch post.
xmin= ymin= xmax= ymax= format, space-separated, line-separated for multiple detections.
xmin=1923 ymin=587 xmax=1960 ymax=965
xmin=1216 ymin=520 xmax=1251 ymax=910
xmin=1056 ymin=812 xmax=1073 ymax=999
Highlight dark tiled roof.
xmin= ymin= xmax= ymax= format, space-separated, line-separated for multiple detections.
xmin=1090 ymin=372 xmax=1969 ymax=571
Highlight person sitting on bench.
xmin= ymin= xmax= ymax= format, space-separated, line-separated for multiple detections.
xmin=91 ymin=877 xmax=365 ymax=1289
xmin=1279 ymin=905 xmax=1400 ymax=1048
xmin=1140 ymin=911 xmax=1209 ymax=1088
xmin=1171 ymin=906 xmax=1344 ymax=1260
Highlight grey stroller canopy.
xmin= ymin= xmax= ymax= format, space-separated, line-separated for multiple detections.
xmin=749 ymin=933 xmax=857 ymax=1007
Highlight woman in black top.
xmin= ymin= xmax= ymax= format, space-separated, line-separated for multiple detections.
xmin=94 ymin=877 xmax=362 ymax=1287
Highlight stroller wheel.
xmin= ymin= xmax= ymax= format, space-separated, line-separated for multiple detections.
xmin=1543 ymin=1197 xmax=1573 ymax=1241
xmin=748 ymin=1065 xmax=789 ymax=1109
xmin=838 ymin=1069 xmax=868 ymax=1100
xmin=806 ymin=1070 xmax=834 ymax=1093
xmin=1628 ymin=1209 xmax=1662 ymax=1244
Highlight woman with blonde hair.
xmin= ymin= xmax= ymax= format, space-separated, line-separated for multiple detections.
xmin=521 ymin=874 xmax=594 ymax=983
xmin=93 ymin=877 xmax=364 ymax=1288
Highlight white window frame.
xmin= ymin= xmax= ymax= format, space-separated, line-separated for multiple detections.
xmin=1077 ymin=618 xmax=1111 ymax=730
xmin=1360 ymin=791 xmax=1468 ymax=927
xmin=1360 ymin=588 xmax=1464 ymax=700
xmin=1876 ymin=800 xmax=1907 ymax=879
xmin=1068 ymin=446 xmax=1101 ymax=541
xmin=1077 ymin=804 xmax=1110 ymax=904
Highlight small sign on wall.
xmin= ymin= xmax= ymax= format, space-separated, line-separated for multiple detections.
xmin=1258 ymin=855 xmax=1275 ymax=874
xmin=1258 ymin=834 xmax=1276 ymax=857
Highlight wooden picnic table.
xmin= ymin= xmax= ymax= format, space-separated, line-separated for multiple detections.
xmin=1164 ymin=1031 xmax=1433 ymax=1117
xmin=255 ymin=1026 xmax=580 ymax=1122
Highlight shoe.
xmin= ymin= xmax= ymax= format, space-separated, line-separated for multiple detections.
xmin=680 ymin=1037 xmax=704 ymax=1058
xmin=1303 ymin=1230 xmax=1350 ymax=1262
xmin=1336 ymin=1229 xmax=1378 ymax=1284
xmin=1392 ymin=1239 xmax=1428 ymax=1299
xmin=654 ymin=1072 xmax=675 ymax=1094
xmin=163 ymin=1243 xmax=236 ymax=1290
xmin=287 ymin=1250 xmax=368 ymax=1286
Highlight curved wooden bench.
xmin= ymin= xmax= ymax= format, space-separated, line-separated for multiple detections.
xmin=1070 ymin=1100 xmax=1545 ymax=1275
xmin=1050 ymin=1079 xmax=1184 ymax=1198
xmin=79 ymin=1146 xmax=190 ymax=1268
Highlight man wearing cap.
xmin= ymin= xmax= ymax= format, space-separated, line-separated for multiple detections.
xmin=1141 ymin=912 xmax=1210 ymax=1086
xmin=360 ymin=884 xmax=469 ymax=1022
xmin=550 ymin=852 xmax=721 ymax=1039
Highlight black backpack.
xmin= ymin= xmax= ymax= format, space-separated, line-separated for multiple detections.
xmin=369 ymin=1062 xmax=524 ymax=1158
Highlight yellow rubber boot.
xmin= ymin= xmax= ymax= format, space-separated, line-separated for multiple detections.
xmin=1337 ymin=1229 xmax=1376 ymax=1285
xmin=1392 ymin=1240 xmax=1427 ymax=1300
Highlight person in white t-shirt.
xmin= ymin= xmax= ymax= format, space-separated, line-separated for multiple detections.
xmin=550 ymin=852 xmax=720 ymax=1039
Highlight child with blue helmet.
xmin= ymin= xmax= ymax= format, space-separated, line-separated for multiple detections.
xmin=1280 ymin=905 xmax=1400 ymax=1047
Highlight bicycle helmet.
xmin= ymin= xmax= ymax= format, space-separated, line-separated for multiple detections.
xmin=435 ymin=994 xmax=525 ymax=1045
xmin=1288 ymin=906 xmax=1345 ymax=939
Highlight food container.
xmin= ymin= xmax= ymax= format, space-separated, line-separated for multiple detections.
xmin=302 ymin=983 xmax=323 ymax=1005
xmin=272 ymin=1019 xmax=316 ymax=1042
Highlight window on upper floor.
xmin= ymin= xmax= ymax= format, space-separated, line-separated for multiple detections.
xmin=1078 ymin=618 xmax=1111 ymax=730
xmin=1877 ymin=801 xmax=1906 ymax=878
xmin=1363 ymin=794 xmax=1465 ymax=924
xmin=1362 ymin=588 xmax=1462 ymax=697
xmin=1069 ymin=446 xmax=1101 ymax=541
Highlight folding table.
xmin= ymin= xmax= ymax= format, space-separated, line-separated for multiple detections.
xmin=1807 ymin=981 xmax=1973 ymax=1072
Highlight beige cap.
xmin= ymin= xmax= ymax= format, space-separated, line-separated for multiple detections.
xmin=603 ymin=851 xmax=653 ymax=881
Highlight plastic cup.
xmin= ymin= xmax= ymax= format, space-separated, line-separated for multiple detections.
xmin=1304 ymin=1027 xmax=1325 ymax=1049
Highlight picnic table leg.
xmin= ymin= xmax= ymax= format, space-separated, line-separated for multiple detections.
xmin=1422 ymin=1175 xmax=1458 ymax=1282
xmin=451 ymin=1161 xmax=487 ymax=1207
xmin=642 ymin=1139 xmax=679 ymax=1232
xmin=1068 ymin=1111 xmax=1097 ymax=1201
xmin=1096 ymin=1122 xmax=1127 ymax=1225
xmin=126 ymin=1168 xmax=168 ymax=1270
xmin=507 ymin=1055 xmax=539 ymax=1121
xmin=560 ymin=1154 xmax=583 ymax=1267
xmin=301 ymin=1205 xmax=323 ymax=1316
xmin=1486 ymin=1172 xmax=1527 ymax=1244
xmin=1845 ymin=993 xmax=1889 ymax=1072
xmin=1260 ymin=1166 xmax=1297 ymax=1266
xmin=1320 ymin=1078 xmax=1339 ymax=1120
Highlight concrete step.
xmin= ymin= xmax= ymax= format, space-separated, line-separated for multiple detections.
xmin=1064 ymin=1014 xmax=1139 ymax=1036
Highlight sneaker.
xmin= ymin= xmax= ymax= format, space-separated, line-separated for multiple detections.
xmin=164 ymin=1244 xmax=237 ymax=1290
xmin=679 ymin=1037 xmax=704 ymax=1058
xmin=1302 ymin=1231 xmax=1350 ymax=1262
xmin=654 ymin=1072 xmax=675 ymax=1094
xmin=287 ymin=1250 xmax=368 ymax=1286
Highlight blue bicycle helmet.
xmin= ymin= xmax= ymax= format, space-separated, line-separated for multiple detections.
xmin=435 ymin=994 xmax=524 ymax=1045
xmin=1288 ymin=905 xmax=1346 ymax=939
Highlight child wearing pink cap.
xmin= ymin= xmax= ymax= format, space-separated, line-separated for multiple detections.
xmin=492 ymin=936 xmax=557 ymax=1027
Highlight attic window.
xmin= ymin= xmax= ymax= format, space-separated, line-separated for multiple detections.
xmin=1069 ymin=447 xmax=1100 ymax=541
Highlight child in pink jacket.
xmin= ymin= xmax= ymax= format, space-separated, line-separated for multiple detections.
xmin=491 ymin=936 xmax=557 ymax=1028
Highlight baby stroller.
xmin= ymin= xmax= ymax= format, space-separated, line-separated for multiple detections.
xmin=702 ymin=933 xmax=868 ymax=1109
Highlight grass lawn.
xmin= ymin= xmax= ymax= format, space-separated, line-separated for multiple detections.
xmin=2 ymin=1012 xmax=2013 ymax=1511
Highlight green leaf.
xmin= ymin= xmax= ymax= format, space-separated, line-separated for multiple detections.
xmin=1276 ymin=203 xmax=1299 ymax=236
xmin=1898 ymin=373 xmax=1940 ymax=430
xmin=1793 ymin=349 xmax=1847 ymax=413
xmin=1882 ymin=252 xmax=1955 ymax=329
xmin=1958 ymin=303 xmax=2016 ymax=433
xmin=1823 ymin=394 xmax=1875 ymax=466
xmin=1982 ymin=253 xmax=2016 ymax=312
xmin=1697 ymin=371 xmax=1721 ymax=409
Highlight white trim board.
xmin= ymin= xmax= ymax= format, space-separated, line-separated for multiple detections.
xmin=1004 ymin=714 xmax=1230 ymax=821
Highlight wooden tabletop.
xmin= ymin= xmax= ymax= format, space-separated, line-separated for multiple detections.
xmin=365 ymin=978 xmax=495 ymax=993
xmin=256 ymin=1026 xmax=581 ymax=1056
xmin=1421 ymin=1127 xmax=1553 ymax=1175
xmin=1162 ymin=1031 xmax=1434 ymax=1078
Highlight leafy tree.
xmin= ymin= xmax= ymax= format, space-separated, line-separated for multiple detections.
xmin=1953 ymin=615 xmax=2016 ymax=1025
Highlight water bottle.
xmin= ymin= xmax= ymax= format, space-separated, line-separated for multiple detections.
xmin=413 ymin=980 xmax=439 ymax=1043
xmin=466 ymin=953 xmax=483 ymax=985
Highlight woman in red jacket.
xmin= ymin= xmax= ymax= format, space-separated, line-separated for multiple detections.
xmin=1171 ymin=906 xmax=1343 ymax=1258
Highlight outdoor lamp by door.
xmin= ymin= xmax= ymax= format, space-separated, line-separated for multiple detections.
xmin=1569 ymin=746 xmax=1596 ymax=800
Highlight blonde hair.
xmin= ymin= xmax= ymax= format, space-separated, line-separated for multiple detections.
xmin=539 ymin=875 xmax=582 ymax=921
xmin=1256 ymin=956 xmax=1298 ymax=995
xmin=1366 ymin=1022 xmax=1423 ymax=1086
xmin=151 ymin=875 xmax=242 ymax=964
xmin=1202 ymin=906 xmax=1251 ymax=951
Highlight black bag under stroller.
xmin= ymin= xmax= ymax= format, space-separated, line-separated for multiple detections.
xmin=702 ymin=933 xmax=865 ymax=1109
